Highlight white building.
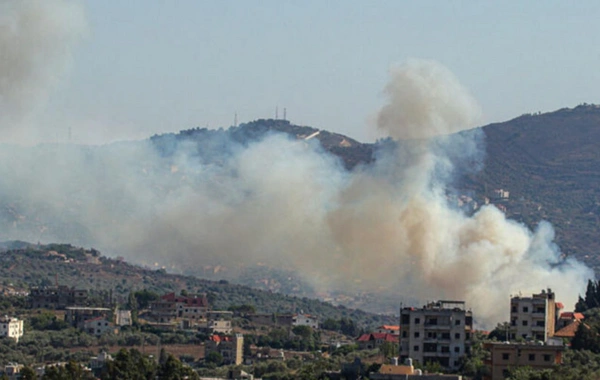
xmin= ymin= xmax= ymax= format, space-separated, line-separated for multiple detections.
xmin=509 ymin=288 xmax=560 ymax=342
xmin=399 ymin=300 xmax=473 ymax=370
xmin=292 ymin=314 xmax=319 ymax=329
xmin=83 ymin=317 xmax=117 ymax=336
xmin=0 ymin=316 xmax=24 ymax=342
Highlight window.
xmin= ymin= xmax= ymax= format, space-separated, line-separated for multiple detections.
xmin=428 ymin=332 xmax=437 ymax=338
xmin=522 ymin=320 xmax=528 ymax=326
xmin=511 ymin=305 xmax=517 ymax=312
xmin=543 ymin=354 xmax=551 ymax=362
xmin=402 ymin=331 xmax=408 ymax=338
xmin=523 ymin=306 xmax=529 ymax=312
xmin=414 ymin=318 xmax=421 ymax=325
xmin=413 ymin=345 xmax=420 ymax=352
xmin=454 ymin=346 xmax=460 ymax=353
xmin=441 ymin=346 xmax=450 ymax=353
xmin=454 ymin=333 xmax=460 ymax=339
xmin=414 ymin=332 xmax=420 ymax=338
xmin=536 ymin=321 xmax=545 ymax=327
xmin=441 ymin=333 xmax=450 ymax=340
xmin=529 ymin=354 xmax=535 ymax=361
xmin=502 ymin=353 xmax=510 ymax=360
xmin=455 ymin=319 xmax=461 ymax=326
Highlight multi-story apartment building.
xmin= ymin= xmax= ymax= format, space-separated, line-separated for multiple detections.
xmin=0 ymin=317 xmax=24 ymax=342
xmin=150 ymin=292 xmax=209 ymax=324
xmin=399 ymin=300 xmax=473 ymax=370
xmin=509 ymin=289 xmax=560 ymax=341
xmin=484 ymin=342 xmax=564 ymax=380
xmin=29 ymin=285 xmax=88 ymax=309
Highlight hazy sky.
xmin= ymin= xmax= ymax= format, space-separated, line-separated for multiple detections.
xmin=30 ymin=1 xmax=600 ymax=143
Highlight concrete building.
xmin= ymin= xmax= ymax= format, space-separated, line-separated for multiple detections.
xmin=205 ymin=333 xmax=244 ymax=365
xmin=150 ymin=292 xmax=209 ymax=324
xmin=83 ymin=317 xmax=117 ymax=336
xmin=356 ymin=333 xmax=399 ymax=350
xmin=509 ymin=289 xmax=561 ymax=341
xmin=399 ymin=300 xmax=473 ymax=370
xmin=0 ymin=317 xmax=23 ymax=342
xmin=247 ymin=313 xmax=318 ymax=329
xmin=484 ymin=342 xmax=564 ymax=380
xmin=29 ymin=285 xmax=88 ymax=309
xmin=115 ymin=309 xmax=132 ymax=326
xmin=207 ymin=311 xmax=234 ymax=334
xmin=65 ymin=306 xmax=111 ymax=329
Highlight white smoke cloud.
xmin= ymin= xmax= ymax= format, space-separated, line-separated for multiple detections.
xmin=0 ymin=56 xmax=592 ymax=328
xmin=0 ymin=0 xmax=86 ymax=137
xmin=377 ymin=59 xmax=482 ymax=139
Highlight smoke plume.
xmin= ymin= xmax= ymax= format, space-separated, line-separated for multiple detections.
xmin=0 ymin=0 xmax=85 ymax=134
xmin=0 ymin=54 xmax=592 ymax=327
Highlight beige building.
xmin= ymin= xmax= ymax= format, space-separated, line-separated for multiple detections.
xmin=207 ymin=311 xmax=233 ymax=334
xmin=509 ymin=289 xmax=561 ymax=341
xmin=0 ymin=317 xmax=24 ymax=342
xmin=484 ymin=342 xmax=564 ymax=380
xmin=205 ymin=333 xmax=244 ymax=365
xmin=150 ymin=292 xmax=209 ymax=324
xmin=83 ymin=317 xmax=117 ymax=336
xmin=399 ymin=300 xmax=473 ymax=370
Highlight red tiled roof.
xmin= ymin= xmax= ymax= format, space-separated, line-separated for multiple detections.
xmin=556 ymin=302 xmax=565 ymax=309
xmin=356 ymin=333 xmax=398 ymax=343
xmin=554 ymin=320 xmax=582 ymax=338
xmin=209 ymin=335 xmax=233 ymax=342
xmin=560 ymin=312 xmax=584 ymax=320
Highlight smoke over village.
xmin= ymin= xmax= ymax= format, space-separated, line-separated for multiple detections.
xmin=0 ymin=1 xmax=594 ymax=330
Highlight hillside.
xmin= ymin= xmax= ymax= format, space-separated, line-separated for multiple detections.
xmin=0 ymin=242 xmax=396 ymax=329
xmin=150 ymin=107 xmax=600 ymax=272
xmin=472 ymin=105 xmax=600 ymax=270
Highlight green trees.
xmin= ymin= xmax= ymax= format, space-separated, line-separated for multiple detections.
xmin=101 ymin=348 xmax=198 ymax=380
xmin=42 ymin=361 xmax=95 ymax=380
xmin=576 ymin=279 xmax=600 ymax=312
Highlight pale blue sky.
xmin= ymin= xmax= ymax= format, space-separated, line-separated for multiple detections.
xmin=42 ymin=1 xmax=600 ymax=143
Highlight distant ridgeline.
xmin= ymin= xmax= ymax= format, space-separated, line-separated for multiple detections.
xmin=149 ymin=119 xmax=374 ymax=169
xmin=148 ymin=107 xmax=600 ymax=273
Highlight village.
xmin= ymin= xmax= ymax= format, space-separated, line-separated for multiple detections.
xmin=0 ymin=278 xmax=592 ymax=380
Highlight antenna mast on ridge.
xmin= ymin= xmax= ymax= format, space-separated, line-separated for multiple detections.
xmin=283 ymin=108 xmax=287 ymax=121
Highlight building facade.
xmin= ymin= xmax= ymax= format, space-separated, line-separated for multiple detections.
xmin=205 ymin=333 xmax=244 ymax=365
xmin=484 ymin=342 xmax=564 ymax=380
xmin=0 ymin=317 xmax=24 ymax=342
xmin=149 ymin=292 xmax=209 ymax=324
xmin=65 ymin=306 xmax=112 ymax=329
xmin=29 ymin=286 xmax=88 ymax=309
xmin=509 ymin=289 xmax=560 ymax=341
xmin=399 ymin=300 xmax=473 ymax=370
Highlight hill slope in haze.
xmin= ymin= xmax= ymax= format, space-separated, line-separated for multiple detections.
xmin=0 ymin=242 xmax=395 ymax=328
xmin=471 ymin=105 xmax=600 ymax=270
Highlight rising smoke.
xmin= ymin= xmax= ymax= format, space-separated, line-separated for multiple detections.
xmin=0 ymin=4 xmax=592 ymax=328
xmin=0 ymin=0 xmax=85 ymax=139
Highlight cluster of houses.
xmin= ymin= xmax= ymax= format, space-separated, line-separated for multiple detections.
xmin=351 ymin=288 xmax=581 ymax=380
xmin=0 ymin=282 xmax=587 ymax=380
